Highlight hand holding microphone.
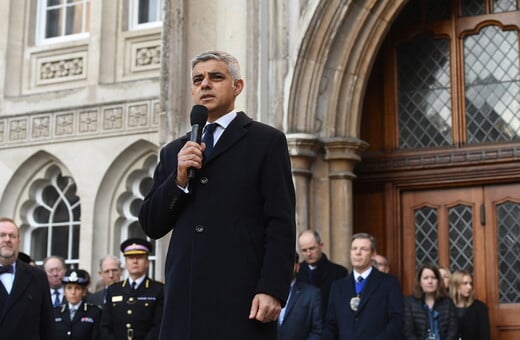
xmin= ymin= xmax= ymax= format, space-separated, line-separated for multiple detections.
xmin=187 ymin=105 xmax=208 ymax=179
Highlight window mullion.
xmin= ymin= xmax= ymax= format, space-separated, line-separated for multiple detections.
xmin=452 ymin=14 xmax=467 ymax=146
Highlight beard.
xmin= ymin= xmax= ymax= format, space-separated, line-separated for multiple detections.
xmin=0 ymin=247 xmax=17 ymax=261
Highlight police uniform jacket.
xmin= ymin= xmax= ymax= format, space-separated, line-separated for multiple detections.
xmin=100 ymin=277 xmax=164 ymax=340
xmin=54 ymin=301 xmax=101 ymax=340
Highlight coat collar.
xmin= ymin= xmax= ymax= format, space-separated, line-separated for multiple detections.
xmin=0 ymin=260 xmax=32 ymax=322
xmin=184 ymin=111 xmax=250 ymax=163
xmin=350 ymin=268 xmax=385 ymax=313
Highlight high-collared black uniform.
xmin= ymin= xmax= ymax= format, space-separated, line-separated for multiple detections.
xmin=100 ymin=278 xmax=164 ymax=340
xmin=54 ymin=301 xmax=102 ymax=340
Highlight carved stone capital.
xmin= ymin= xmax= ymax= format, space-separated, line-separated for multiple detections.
xmin=323 ymin=137 xmax=368 ymax=179
xmin=287 ymin=133 xmax=320 ymax=177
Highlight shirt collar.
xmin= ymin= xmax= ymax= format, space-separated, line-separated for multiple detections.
xmin=68 ymin=301 xmax=82 ymax=310
xmin=208 ymin=110 xmax=236 ymax=129
xmin=129 ymin=274 xmax=146 ymax=286
xmin=353 ymin=267 xmax=373 ymax=281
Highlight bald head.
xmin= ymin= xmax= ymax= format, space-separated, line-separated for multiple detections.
xmin=297 ymin=230 xmax=324 ymax=265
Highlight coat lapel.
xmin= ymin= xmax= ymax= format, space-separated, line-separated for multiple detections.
xmin=281 ymin=282 xmax=300 ymax=323
xmin=0 ymin=261 xmax=32 ymax=323
xmin=204 ymin=112 xmax=251 ymax=163
xmin=356 ymin=269 xmax=383 ymax=313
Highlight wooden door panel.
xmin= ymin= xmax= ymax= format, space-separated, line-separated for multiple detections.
xmin=402 ymin=184 xmax=520 ymax=339
xmin=484 ymin=184 xmax=520 ymax=339
xmin=401 ymin=187 xmax=483 ymax=295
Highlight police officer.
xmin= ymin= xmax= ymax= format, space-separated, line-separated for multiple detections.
xmin=100 ymin=238 xmax=164 ymax=340
xmin=54 ymin=269 xmax=102 ymax=340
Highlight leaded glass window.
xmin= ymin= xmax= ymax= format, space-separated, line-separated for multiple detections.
xmin=448 ymin=205 xmax=474 ymax=272
xmin=464 ymin=26 xmax=520 ymax=144
xmin=22 ymin=165 xmax=81 ymax=266
xmin=395 ymin=1 xmax=520 ymax=150
xmin=415 ymin=206 xmax=439 ymax=269
xmin=397 ymin=36 xmax=452 ymax=150
xmin=496 ymin=201 xmax=520 ymax=303
xmin=494 ymin=0 xmax=517 ymax=13
xmin=116 ymin=154 xmax=157 ymax=276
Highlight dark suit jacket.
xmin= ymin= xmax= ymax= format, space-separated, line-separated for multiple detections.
xmin=0 ymin=260 xmax=55 ymax=339
xmin=322 ymin=269 xmax=404 ymax=340
xmin=278 ymin=280 xmax=322 ymax=340
xmin=139 ymin=112 xmax=296 ymax=340
xmin=86 ymin=289 xmax=105 ymax=308
xmin=296 ymin=253 xmax=348 ymax=318
xmin=54 ymin=301 xmax=102 ymax=340
xmin=100 ymin=278 xmax=163 ymax=340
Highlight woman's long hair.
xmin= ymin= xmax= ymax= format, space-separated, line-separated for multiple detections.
xmin=449 ymin=270 xmax=475 ymax=307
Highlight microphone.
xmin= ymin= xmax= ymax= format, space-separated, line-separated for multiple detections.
xmin=188 ymin=105 xmax=208 ymax=179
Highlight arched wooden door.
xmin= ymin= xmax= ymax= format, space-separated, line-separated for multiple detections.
xmin=402 ymin=184 xmax=520 ymax=339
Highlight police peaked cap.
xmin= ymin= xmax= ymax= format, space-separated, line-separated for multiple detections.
xmin=62 ymin=269 xmax=90 ymax=286
xmin=120 ymin=238 xmax=153 ymax=256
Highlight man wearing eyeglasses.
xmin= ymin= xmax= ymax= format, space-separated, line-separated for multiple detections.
xmin=43 ymin=255 xmax=67 ymax=307
xmin=296 ymin=230 xmax=349 ymax=319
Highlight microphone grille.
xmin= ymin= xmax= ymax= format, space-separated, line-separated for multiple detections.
xmin=190 ymin=105 xmax=208 ymax=125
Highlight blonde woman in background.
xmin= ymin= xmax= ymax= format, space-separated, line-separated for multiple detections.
xmin=449 ymin=270 xmax=490 ymax=340
xmin=439 ymin=266 xmax=451 ymax=293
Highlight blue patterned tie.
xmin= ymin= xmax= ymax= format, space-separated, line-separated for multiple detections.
xmin=202 ymin=123 xmax=218 ymax=158
xmin=53 ymin=289 xmax=61 ymax=307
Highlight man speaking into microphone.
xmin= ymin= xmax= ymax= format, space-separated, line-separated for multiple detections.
xmin=138 ymin=50 xmax=296 ymax=340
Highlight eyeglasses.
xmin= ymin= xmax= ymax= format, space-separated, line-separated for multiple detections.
xmin=300 ymin=246 xmax=318 ymax=253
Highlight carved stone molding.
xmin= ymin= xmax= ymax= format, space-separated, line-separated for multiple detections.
xmin=1 ymin=98 xmax=159 ymax=148
xmin=34 ymin=51 xmax=88 ymax=86
xmin=123 ymin=33 xmax=162 ymax=79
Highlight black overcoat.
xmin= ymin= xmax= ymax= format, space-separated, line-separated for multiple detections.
xmin=0 ymin=260 xmax=55 ymax=339
xmin=322 ymin=269 xmax=405 ymax=340
xmin=139 ymin=112 xmax=296 ymax=339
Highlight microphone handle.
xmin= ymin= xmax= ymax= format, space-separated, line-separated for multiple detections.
xmin=188 ymin=123 xmax=203 ymax=179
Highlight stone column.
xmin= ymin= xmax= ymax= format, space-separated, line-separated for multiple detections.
xmin=287 ymin=133 xmax=320 ymax=237
xmin=323 ymin=137 xmax=368 ymax=268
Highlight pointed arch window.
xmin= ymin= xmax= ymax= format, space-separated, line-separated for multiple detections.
xmin=115 ymin=154 xmax=157 ymax=276
xmin=21 ymin=165 xmax=81 ymax=266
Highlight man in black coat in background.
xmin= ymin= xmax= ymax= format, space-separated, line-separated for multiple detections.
xmin=297 ymin=229 xmax=349 ymax=318
xmin=139 ymin=50 xmax=296 ymax=339
xmin=0 ymin=217 xmax=55 ymax=339
xmin=278 ymin=253 xmax=322 ymax=340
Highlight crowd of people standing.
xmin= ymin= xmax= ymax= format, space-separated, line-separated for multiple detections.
xmin=0 ymin=218 xmax=492 ymax=340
